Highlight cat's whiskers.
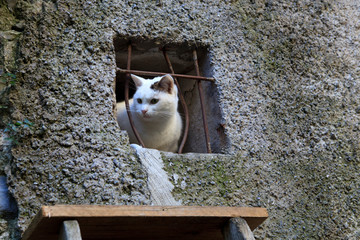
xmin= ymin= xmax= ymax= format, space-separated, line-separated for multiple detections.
xmin=120 ymin=110 xmax=137 ymax=113
xmin=122 ymin=110 xmax=179 ymax=121
xmin=153 ymin=111 xmax=176 ymax=118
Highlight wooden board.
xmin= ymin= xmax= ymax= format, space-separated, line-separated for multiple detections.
xmin=22 ymin=205 xmax=268 ymax=240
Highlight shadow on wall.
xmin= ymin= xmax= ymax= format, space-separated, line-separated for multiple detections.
xmin=0 ymin=176 xmax=17 ymax=219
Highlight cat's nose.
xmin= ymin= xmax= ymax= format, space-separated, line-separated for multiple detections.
xmin=141 ymin=109 xmax=148 ymax=115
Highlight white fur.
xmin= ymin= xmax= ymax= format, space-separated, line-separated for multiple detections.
xmin=116 ymin=75 xmax=182 ymax=152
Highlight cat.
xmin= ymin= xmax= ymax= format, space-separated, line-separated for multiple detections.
xmin=116 ymin=74 xmax=183 ymax=152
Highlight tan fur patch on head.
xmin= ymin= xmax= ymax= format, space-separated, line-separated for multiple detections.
xmin=150 ymin=75 xmax=174 ymax=94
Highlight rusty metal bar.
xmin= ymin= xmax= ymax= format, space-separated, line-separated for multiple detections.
xmin=162 ymin=49 xmax=189 ymax=154
xmin=125 ymin=43 xmax=145 ymax=147
xmin=193 ymin=49 xmax=212 ymax=153
xmin=117 ymin=68 xmax=215 ymax=82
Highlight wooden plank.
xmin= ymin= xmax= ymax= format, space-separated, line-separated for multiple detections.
xmin=39 ymin=205 xmax=267 ymax=219
xmin=23 ymin=205 xmax=268 ymax=240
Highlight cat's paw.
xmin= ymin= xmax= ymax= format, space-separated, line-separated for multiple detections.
xmin=130 ymin=143 xmax=142 ymax=151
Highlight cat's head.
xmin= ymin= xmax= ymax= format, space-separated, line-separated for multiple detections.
xmin=131 ymin=74 xmax=179 ymax=121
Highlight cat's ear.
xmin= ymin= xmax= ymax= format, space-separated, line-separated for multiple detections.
xmin=151 ymin=74 xmax=174 ymax=94
xmin=131 ymin=74 xmax=143 ymax=88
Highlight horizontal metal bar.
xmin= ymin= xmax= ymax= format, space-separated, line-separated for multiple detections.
xmin=117 ymin=68 xmax=215 ymax=82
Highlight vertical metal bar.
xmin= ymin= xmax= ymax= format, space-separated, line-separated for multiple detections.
xmin=193 ymin=49 xmax=212 ymax=153
xmin=125 ymin=43 xmax=145 ymax=147
xmin=162 ymin=49 xmax=189 ymax=154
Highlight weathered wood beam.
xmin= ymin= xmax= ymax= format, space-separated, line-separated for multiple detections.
xmin=58 ymin=220 xmax=82 ymax=240
xmin=222 ymin=218 xmax=255 ymax=240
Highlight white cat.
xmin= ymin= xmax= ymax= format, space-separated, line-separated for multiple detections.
xmin=116 ymin=74 xmax=183 ymax=152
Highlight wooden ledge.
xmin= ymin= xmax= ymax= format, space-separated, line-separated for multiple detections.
xmin=23 ymin=205 xmax=268 ymax=240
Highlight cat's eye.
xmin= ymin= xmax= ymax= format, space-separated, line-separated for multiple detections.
xmin=137 ymin=98 xmax=142 ymax=104
xmin=150 ymin=98 xmax=159 ymax=104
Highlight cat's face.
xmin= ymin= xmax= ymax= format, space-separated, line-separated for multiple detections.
xmin=131 ymin=74 xmax=178 ymax=121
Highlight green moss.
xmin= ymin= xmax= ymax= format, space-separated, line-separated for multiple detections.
xmin=213 ymin=163 xmax=232 ymax=197
xmin=163 ymin=153 xmax=249 ymax=205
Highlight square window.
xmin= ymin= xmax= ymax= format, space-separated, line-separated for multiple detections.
xmin=113 ymin=37 xmax=228 ymax=153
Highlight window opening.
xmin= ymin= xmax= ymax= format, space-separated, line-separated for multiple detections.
xmin=114 ymin=39 xmax=225 ymax=154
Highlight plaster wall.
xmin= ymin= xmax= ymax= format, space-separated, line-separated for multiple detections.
xmin=0 ymin=0 xmax=359 ymax=239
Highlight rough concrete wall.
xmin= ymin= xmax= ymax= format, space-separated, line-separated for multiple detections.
xmin=162 ymin=0 xmax=359 ymax=239
xmin=1 ymin=0 xmax=152 ymax=233
xmin=0 ymin=0 xmax=359 ymax=239
xmin=0 ymin=1 xmax=22 ymax=238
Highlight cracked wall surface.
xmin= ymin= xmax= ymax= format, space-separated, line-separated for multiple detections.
xmin=0 ymin=0 xmax=359 ymax=239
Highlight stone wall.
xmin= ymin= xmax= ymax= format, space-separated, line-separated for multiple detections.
xmin=0 ymin=0 xmax=359 ymax=239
